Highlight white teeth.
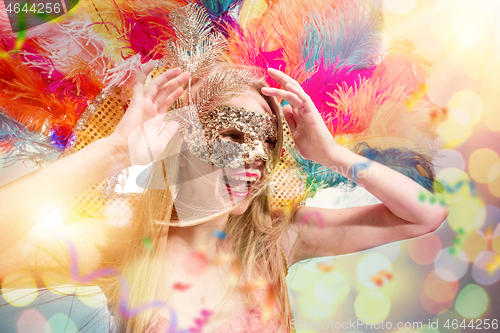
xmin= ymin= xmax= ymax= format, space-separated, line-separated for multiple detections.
xmin=229 ymin=175 xmax=258 ymax=182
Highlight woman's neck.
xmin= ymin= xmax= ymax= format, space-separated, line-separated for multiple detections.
xmin=169 ymin=214 xmax=229 ymax=253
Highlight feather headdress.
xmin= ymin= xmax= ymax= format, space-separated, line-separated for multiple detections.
xmin=0 ymin=0 xmax=444 ymax=195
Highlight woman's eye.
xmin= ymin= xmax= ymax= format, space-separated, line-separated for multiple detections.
xmin=220 ymin=130 xmax=244 ymax=143
xmin=264 ymin=139 xmax=276 ymax=148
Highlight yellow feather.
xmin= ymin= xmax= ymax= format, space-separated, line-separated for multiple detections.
xmin=239 ymin=0 xmax=269 ymax=29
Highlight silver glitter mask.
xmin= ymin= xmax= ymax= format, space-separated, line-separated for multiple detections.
xmin=184 ymin=105 xmax=278 ymax=172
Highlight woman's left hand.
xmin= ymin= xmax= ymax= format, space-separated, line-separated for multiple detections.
xmin=261 ymin=68 xmax=339 ymax=165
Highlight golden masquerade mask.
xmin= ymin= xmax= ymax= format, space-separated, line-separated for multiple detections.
xmin=185 ymin=105 xmax=278 ymax=173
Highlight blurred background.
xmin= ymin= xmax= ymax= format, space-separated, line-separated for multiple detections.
xmin=289 ymin=0 xmax=500 ymax=332
xmin=1 ymin=0 xmax=499 ymax=332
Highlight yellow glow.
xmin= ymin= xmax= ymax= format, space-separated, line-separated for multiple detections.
xmin=469 ymin=148 xmax=500 ymax=183
xmin=383 ymin=0 xmax=417 ymax=15
xmin=76 ymin=286 xmax=107 ymax=308
xmin=355 ymin=290 xmax=391 ymax=323
xmin=299 ymin=290 xmax=337 ymax=320
xmin=33 ymin=208 xmax=63 ymax=230
xmin=314 ymin=271 xmax=350 ymax=304
xmin=418 ymin=19 xmax=451 ymax=53
xmin=1 ymin=272 xmax=38 ymax=307
xmin=448 ymin=90 xmax=483 ymax=126
xmin=436 ymin=116 xmax=472 ymax=148
xmin=42 ymin=272 xmax=76 ymax=296
xmin=484 ymin=97 xmax=500 ymax=131
xmin=488 ymin=176 xmax=500 ymax=197
xmin=287 ymin=264 xmax=317 ymax=291
xmin=450 ymin=14 xmax=483 ymax=48
xmin=448 ymin=198 xmax=485 ymax=232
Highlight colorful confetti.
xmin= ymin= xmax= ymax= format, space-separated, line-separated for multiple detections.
xmin=211 ymin=230 xmax=227 ymax=240
xmin=369 ymin=269 xmax=393 ymax=287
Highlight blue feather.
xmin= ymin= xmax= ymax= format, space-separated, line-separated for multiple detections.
xmin=199 ymin=0 xmax=241 ymax=17
xmin=286 ymin=143 xmax=355 ymax=198
xmin=287 ymin=142 xmax=440 ymax=197
xmin=300 ymin=1 xmax=384 ymax=71
xmin=355 ymin=143 xmax=439 ymax=193
xmin=0 ymin=110 xmax=63 ymax=166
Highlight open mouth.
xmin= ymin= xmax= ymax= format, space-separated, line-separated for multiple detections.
xmin=222 ymin=173 xmax=259 ymax=198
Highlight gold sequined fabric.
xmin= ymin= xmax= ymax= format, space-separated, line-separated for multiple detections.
xmin=269 ymin=119 xmax=306 ymax=210
xmin=62 ymin=87 xmax=138 ymax=223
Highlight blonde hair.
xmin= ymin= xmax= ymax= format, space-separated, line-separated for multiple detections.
xmin=97 ymin=67 xmax=294 ymax=332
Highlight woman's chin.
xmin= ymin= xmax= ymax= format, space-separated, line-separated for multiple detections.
xmin=228 ymin=201 xmax=251 ymax=216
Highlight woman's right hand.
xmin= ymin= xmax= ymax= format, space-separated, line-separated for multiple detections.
xmin=108 ymin=60 xmax=190 ymax=167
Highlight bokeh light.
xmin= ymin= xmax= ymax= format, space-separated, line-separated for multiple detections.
xmin=418 ymin=18 xmax=451 ymax=53
xmin=447 ymin=198 xmax=484 ymax=232
xmin=356 ymin=253 xmax=392 ymax=290
xmin=299 ymin=290 xmax=337 ymax=320
xmin=448 ymin=90 xmax=483 ymax=126
xmin=423 ymin=269 xmax=459 ymax=303
xmin=454 ymin=284 xmax=488 ymax=318
xmin=287 ymin=263 xmax=317 ymax=291
xmin=1 ymin=272 xmax=38 ymax=307
xmin=450 ymin=14 xmax=483 ymax=48
xmin=375 ymin=243 xmax=400 ymax=263
xmin=471 ymin=251 xmax=500 ymax=285
xmin=434 ymin=248 xmax=468 ymax=282
xmin=408 ymin=233 xmax=442 ymax=265
xmin=432 ymin=311 xmax=462 ymax=333
xmin=421 ymin=288 xmax=454 ymax=314
xmin=475 ymin=205 xmax=500 ymax=237
xmin=434 ymin=149 xmax=465 ymax=174
xmin=492 ymin=223 xmax=500 ymax=254
xmin=436 ymin=117 xmax=473 ymax=148
xmin=461 ymin=232 xmax=487 ymax=262
xmin=313 ymin=270 xmax=350 ymax=304
xmin=484 ymin=97 xmax=500 ymax=132
xmin=355 ymin=290 xmax=391 ymax=323
xmin=76 ymin=286 xmax=107 ymax=308
xmin=45 ymin=313 xmax=79 ymax=333
xmin=488 ymin=176 xmax=500 ymax=197
xmin=468 ymin=148 xmax=500 ymax=184
xmin=42 ymin=272 xmax=77 ymax=296
xmin=17 ymin=309 xmax=47 ymax=333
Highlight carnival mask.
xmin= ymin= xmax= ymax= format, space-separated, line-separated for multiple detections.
xmin=183 ymin=105 xmax=278 ymax=173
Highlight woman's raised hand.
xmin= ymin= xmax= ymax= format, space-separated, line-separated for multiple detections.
xmin=261 ymin=68 xmax=339 ymax=165
xmin=109 ymin=60 xmax=190 ymax=167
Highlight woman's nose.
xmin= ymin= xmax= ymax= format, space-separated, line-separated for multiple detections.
xmin=246 ymin=158 xmax=264 ymax=169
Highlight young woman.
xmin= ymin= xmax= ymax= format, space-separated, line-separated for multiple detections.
xmin=0 ymin=1 xmax=449 ymax=331
xmin=0 ymin=57 xmax=448 ymax=332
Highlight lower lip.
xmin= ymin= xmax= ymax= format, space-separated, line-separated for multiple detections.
xmin=225 ymin=183 xmax=252 ymax=198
